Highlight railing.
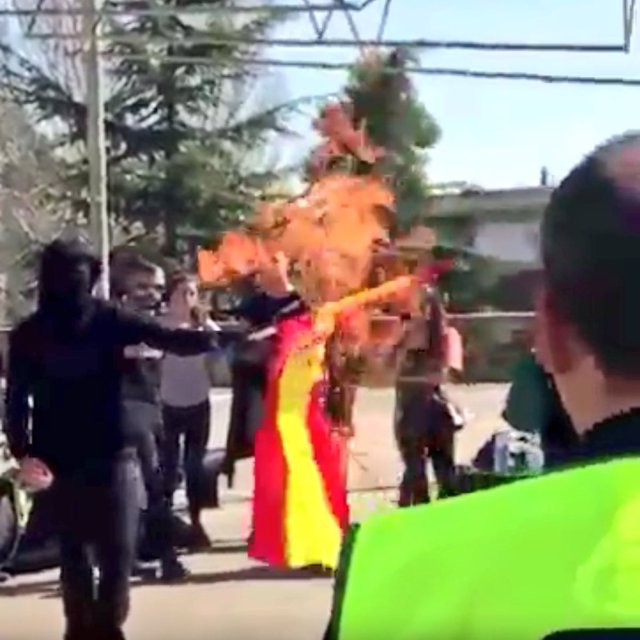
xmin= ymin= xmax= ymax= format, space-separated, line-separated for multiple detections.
xmin=450 ymin=311 xmax=534 ymax=382
xmin=449 ymin=311 xmax=534 ymax=320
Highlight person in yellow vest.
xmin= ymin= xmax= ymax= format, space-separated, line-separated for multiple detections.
xmin=325 ymin=134 xmax=640 ymax=640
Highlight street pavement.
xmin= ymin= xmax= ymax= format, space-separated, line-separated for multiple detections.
xmin=0 ymin=384 xmax=508 ymax=640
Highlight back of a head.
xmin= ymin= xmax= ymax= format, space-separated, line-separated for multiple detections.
xmin=39 ymin=236 xmax=100 ymax=309
xmin=41 ymin=236 xmax=98 ymax=275
xmin=541 ymin=132 xmax=640 ymax=377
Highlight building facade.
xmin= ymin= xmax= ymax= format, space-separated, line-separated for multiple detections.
xmin=427 ymin=186 xmax=552 ymax=381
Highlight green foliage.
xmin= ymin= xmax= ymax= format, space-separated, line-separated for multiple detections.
xmin=437 ymin=252 xmax=502 ymax=313
xmin=0 ymin=2 xmax=302 ymax=257
xmin=345 ymin=48 xmax=440 ymax=231
xmin=100 ymin=2 xmax=302 ymax=255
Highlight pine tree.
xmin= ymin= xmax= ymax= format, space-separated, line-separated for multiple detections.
xmin=344 ymin=48 xmax=440 ymax=232
xmin=0 ymin=2 xmax=298 ymax=257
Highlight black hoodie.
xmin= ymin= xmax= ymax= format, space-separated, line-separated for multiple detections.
xmin=3 ymin=238 xmax=226 ymax=479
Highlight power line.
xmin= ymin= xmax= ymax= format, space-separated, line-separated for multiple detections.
xmin=27 ymin=32 xmax=628 ymax=54
xmin=110 ymin=53 xmax=640 ymax=87
xmin=0 ymin=1 xmax=368 ymax=17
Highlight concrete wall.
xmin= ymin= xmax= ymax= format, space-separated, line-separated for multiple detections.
xmin=472 ymin=220 xmax=540 ymax=265
xmin=429 ymin=185 xmax=549 ymax=268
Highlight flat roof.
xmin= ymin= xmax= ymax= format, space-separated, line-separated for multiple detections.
xmin=428 ymin=186 xmax=553 ymax=218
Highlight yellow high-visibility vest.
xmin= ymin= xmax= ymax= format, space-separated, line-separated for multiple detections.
xmin=329 ymin=458 xmax=640 ymax=640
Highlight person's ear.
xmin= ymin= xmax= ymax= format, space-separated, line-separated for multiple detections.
xmin=534 ymin=286 xmax=574 ymax=375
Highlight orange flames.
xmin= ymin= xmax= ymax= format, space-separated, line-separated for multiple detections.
xmin=308 ymin=101 xmax=385 ymax=178
xmin=197 ymin=99 xmax=433 ymax=351
xmin=198 ymin=100 xmax=395 ymax=305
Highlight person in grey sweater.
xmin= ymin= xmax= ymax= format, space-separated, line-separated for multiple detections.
xmin=160 ymin=272 xmax=219 ymax=550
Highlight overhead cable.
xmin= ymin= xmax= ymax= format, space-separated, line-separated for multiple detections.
xmin=109 ymin=53 xmax=640 ymax=87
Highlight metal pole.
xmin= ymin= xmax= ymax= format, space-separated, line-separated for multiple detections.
xmin=82 ymin=0 xmax=109 ymax=299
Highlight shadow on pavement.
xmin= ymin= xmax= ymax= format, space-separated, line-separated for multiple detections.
xmin=172 ymin=565 xmax=333 ymax=586
xmin=202 ymin=543 xmax=248 ymax=555
xmin=0 ymin=578 xmax=59 ymax=598
xmin=129 ymin=565 xmax=333 ymax=589
xmin=0 ymin=564 xmax=329 ymax=600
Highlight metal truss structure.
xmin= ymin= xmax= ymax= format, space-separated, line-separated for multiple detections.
xmin=625 ymin=0 xmax=638 ymax=51
xmin=0 ymin=0 xmax=637 ymax=294
xmin=4 ymin=0 xmax=636 ymax=55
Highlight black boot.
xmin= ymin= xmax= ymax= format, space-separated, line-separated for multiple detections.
xmin=188 ymin=521 xmax=211 ymax=552
xmin=64 ymin=624 xmax=94 ymax=640
xmin=160 ymin=555 xmax=189 ymax=582
xmin=94 ymin=626 xmax=127 ymax=640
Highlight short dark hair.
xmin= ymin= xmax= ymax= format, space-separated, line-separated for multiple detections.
xmin=110 ymin=253 xmax=159 ymax=298
xmin=541 ymin=132 xmax=640 ymax=376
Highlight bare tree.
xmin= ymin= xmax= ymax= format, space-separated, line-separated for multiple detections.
xmin=0 ymin=98 xmax=74 ymax=320
xmin=5 ymin=0 xmax=85 ymax=102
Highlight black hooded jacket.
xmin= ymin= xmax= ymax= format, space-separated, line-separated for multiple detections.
xmin=3 ymin=239 xmax=225 ymax=479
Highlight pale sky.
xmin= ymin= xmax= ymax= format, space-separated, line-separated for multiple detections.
xmin=267 ymin=0 xmax=640 ymax=189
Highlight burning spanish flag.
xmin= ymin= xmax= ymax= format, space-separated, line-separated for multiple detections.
xmin=249 ymin=310 xmax=349 ymax=571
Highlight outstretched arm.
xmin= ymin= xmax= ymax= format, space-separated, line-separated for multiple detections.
xmin=4 ymin=328 xmax=32 ymax=460
xmin=114 ymin=308 xmax=238 ymax=355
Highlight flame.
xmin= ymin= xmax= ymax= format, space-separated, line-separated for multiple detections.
xmin=199 ymin=173 xmax=394 ymax=301
xmin=197 ymin=231 xmax=270 ymax=284
xmin=309 ymin=101 xmax=385 ymax=177
xmin=197 ymin=96 xmax=439 ymax=354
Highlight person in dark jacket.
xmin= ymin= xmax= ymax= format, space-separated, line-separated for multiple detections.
xmin=502 ymin=349 xmax=579 ymax=469
xmin=223 ymin=273 xmax=303 ymax=485
xmin=3 ymin=238 xmax=231 ymax=640
xmin=323 ymin=133 xmax=640 ymax=640
xmin=110 ymin=254 xmax=187 ymax=582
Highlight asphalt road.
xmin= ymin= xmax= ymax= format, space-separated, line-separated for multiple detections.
xmin=0 ymin=384 xmax=508 ymax=640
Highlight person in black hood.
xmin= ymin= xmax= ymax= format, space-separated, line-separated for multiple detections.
xmin=3 ymin=237 xmax=234 ymax=640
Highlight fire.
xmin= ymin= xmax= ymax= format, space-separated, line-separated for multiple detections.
xmin=198 ymin=101 xmax=395 ymax=307
xmin=197 ymin=99 xmax=444 ymax=351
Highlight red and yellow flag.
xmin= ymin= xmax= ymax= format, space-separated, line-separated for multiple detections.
xmin=249 ymin=311 xmax=349 ymax=570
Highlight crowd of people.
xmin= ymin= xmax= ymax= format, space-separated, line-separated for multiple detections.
xmin=5 ymin=132 xmax=640 ymax=640
xmin=1 ymin=228 xmax=462 ymax=638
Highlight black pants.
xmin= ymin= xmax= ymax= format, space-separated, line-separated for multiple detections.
xmin=135 ymin=423 xmax=176 ymax=561
xmin=161 ymin=401 xmax=210 ymax=515
xmin=398 ymin=439 xmax=456 ymax=506
xmin=54 ymin=455 xmax=140 ymax=640
xmin=124 ymin=400 xmax=175 ymax=561
xmin=395 ymin=386 xmax=457 ymax=507
xmin=225 ymin=364 xmax=267 ymax=479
